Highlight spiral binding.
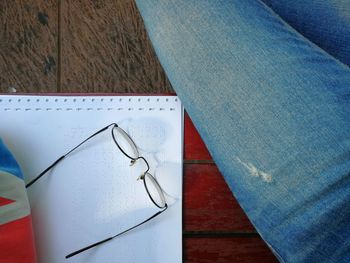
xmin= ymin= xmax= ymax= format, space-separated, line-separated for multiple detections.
xmin=0 ymin=96 xmax=179 ymax=112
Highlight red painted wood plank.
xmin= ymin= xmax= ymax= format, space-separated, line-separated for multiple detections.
xmin=184 ymin=164 xmax=255 ymax=232
xmin=184 ymin=112 xmax=212 ymax=160
xmin=184 ymin=237 xmax=278 ymax=263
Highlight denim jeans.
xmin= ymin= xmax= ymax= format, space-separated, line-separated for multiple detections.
xmin=135 ymin=0 xmax=350 ymax=262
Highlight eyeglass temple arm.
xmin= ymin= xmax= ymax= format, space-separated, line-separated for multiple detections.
xmin=65 ymin=204 xmax=168 ymax=259
xmin=26 ymin=123 xmax=117 ymax=188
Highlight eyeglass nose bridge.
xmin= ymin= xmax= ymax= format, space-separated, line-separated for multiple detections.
xmin=131 ymin=156 xmax=150 ymax=179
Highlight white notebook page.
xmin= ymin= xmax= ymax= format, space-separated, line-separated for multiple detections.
xmin=0 ymin=95 xmax=183 ymax=263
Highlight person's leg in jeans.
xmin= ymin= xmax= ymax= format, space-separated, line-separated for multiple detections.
xmin=260 ymin=0 xmax=350 ymax=66
xmin=135 ymin=0 xmax=350 ymax=262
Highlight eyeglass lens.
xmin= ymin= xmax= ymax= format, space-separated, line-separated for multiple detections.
xmin=144 ymin=172 xmax=167 ymax=208
xmin=112 ymin=126 xmax=139 ymax=159
xmin=112 ymin=125 xmax=167 ymax=208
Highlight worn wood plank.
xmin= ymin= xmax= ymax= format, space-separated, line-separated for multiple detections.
xmin=185 ymin=237 xmax=278 ymax=263
xmin=184 ymin=112 xmax=212 ymax=160
xmin=184 ymin=164 xmax=255 ymax=232
xmin=61 ymin=0 xmax=172 ymax=93
xmin=0 ymin=0 xmax=57 ymax=93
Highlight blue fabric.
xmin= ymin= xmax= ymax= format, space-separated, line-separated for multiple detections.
xmin=0 ymin=139 xmax=23 ymax=180
xmin=135 ymin=0 xmax=350 ymax=262
xmin=261 ymin=0 xmax=350 ymax=67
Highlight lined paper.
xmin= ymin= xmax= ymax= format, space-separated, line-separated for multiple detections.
xmin=0 ymin=95 xmax=183 ymax=263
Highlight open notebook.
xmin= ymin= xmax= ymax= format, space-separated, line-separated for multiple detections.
xmin=0 ymin=95 xmax=183 ymax=263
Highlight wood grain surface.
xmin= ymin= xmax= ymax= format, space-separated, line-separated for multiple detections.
xmin=61 ymin=0 xmax=172 ymax=93
xmin=184 ymin=112 xmax=213 ymax=161
xmin=184 ymin=164 xmax=255 ymax=232
xmin=185 ymin=238 xmax=278 ymax=263
xmin=0 ymin=0 xmax=57 ymax=93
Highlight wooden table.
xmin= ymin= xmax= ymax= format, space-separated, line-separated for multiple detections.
xmin=1 ymin=1 xmax=278 ymax=261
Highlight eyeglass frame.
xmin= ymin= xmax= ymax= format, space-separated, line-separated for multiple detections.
xmin=25 ymin=123 xmax=168 ymax=259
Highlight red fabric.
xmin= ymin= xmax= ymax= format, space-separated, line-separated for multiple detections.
xmin=0 ymin=215 xmax=37 ymax=263
xmin=0 ymin=197 xmax=15 ymax=206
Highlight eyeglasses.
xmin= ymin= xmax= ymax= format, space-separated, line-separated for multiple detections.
xmin=26 ymin=123 xmax=168 ymax=259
